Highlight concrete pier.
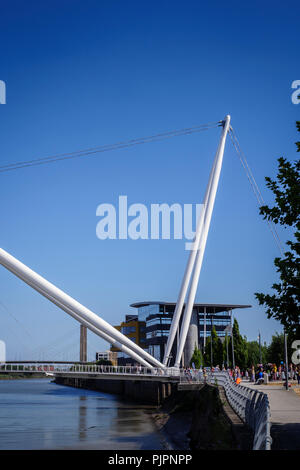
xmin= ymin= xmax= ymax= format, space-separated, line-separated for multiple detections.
xmin=54 ymin=374 xmax=177 ymax=406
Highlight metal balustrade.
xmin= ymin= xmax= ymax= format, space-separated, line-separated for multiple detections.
xmin=190 ymin=371 xmax=272 ymax=450
xmin=0 ymin=363 xmax=180 ymax=377
xmin=180 ymin=369 xmax=272 ymax=450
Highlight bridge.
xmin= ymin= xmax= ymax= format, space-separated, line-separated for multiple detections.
xmin=0 ymin=115 xmax=237 ymax=371
xmin=0 ymin=116 xmax=288 ymax=450
xmin=0 ymin=115 xmax=282 ymax=370
xmin=0 ymin=362 xmax=180 ymax=380
xmin=1 ymin=360 xmax=299 ymax=450
xmin=0 ymin=361 xmax=273 ymax=450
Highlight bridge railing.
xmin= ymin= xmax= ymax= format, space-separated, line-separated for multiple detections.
xmin=0 ymin=363 xmax=180 ymax=377
xmin=179 ymin=369 xmax=272 ymax=450
xmin=57 ymin=364 xmax=181 ymax=376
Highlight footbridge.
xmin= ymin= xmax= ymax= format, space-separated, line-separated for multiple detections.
xmin=0 ymin=116 xmax=281 ymax=450
xmin=0 ymin=116 xmax=235 ymax=371
xmin=0 ymin=362 xmax=272 ymax=450
xmin=0 ymin=362 xmax=180 ymax=381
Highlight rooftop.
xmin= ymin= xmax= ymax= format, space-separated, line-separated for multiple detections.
xmin=130 ymin=301 xmax=251 ymax=314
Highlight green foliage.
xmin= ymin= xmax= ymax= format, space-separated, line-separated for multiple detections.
xmin=227 ymin=319 xmax=248 ymax=369
xmin=266 ymin=332 xmax=294 ymax=364
xmin=204 ymin=326 xmax=223 ymax=367
xmin=190 ymin=345 xmax=203 ymax=368
xmin=246 ymin=340 xmax=267 ymax=366
xmin=255 ymin=122 xmax=300 ymax=335
xmin=223 ymin=333 xmax=230 ymax=367
xmin=200 ymin=317 xmax=297 ymax=370
xmin=95 ymin=359 xmax=112 ymax=366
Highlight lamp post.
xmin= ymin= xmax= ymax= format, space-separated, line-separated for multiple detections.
xmin=284 ymin=331 xmax=289 ymax=391
xmin=231 ymin=310 xmax=235 ymax=370
xmin=210 ymin=317 xmax=213 ymax=367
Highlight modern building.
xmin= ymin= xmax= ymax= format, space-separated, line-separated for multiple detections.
xmin=110 ymin=314 xmax=146 ymax=365
xmin=130 ymin=301 xmax=251 ymax=366
xmin=95 ymin=350 xmax=118 ymax=365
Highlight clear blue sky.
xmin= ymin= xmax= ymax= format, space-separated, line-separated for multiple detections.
xmin=0 ymin=0 xmax=299 ymax=360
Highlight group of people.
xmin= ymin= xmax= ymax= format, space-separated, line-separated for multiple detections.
xmin=183 ymin=363 xmax=300 ymax=386
xmin=228 ymin=363 xmax=300 ymax=385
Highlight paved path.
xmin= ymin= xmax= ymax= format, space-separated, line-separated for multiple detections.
xmin=242 ymin=382 xmax=300 ymax=449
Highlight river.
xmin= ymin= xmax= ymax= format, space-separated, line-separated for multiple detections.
xmin=0 ymin=378 xmax=166 ymax=450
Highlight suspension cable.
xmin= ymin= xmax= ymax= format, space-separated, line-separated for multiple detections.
xmin=0 ymin=121 xmax=221 ymax=173
xmin=229 ymin=127 xmax=284 ymax=257
xmin=0 ymin=300 xmax=35 ymax=341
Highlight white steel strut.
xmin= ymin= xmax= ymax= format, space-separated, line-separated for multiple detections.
xmin=163 ymin=115 xmax=231 ymax=368
xmin=3 ymin=263 xmax=152 ymax=367
xmin=0 ymin=248 xmax=164 ymax=368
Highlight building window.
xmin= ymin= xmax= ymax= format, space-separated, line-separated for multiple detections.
xmin=149 ymin=345 xmax=161 ymax=361
xmin=121 ymin=326 xmax=136 ymax=334
xmin=138 ymin=304 xmax=160 ymax=321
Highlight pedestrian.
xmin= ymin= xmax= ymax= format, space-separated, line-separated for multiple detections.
xmin=255 ymin=369 xmax=264 ymax=385
xmin=296 ymin=367 xmax=300 ymax=386
xmin=251 ymin=365 xmax=255 ymax=382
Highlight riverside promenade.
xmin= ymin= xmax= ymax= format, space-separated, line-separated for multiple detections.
xmin=242 ymin=381 xmax=300 ymax=449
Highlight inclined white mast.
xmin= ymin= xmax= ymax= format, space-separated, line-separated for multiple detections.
xmin=163 ymin=115 xmax=231 ymax=368
xmin=0 ymin=115 xmax=231 ymax=370
xmin=0 ymin=248 xmax=164 ymax=368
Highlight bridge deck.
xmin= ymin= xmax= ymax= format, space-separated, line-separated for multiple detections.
xmin=52 ymin=371 xmax=179 ymax=382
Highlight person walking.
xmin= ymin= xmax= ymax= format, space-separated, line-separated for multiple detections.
xmin=251 ymin=365 xmax=255 ymax=382
xmin=296 ymin=367 xmax=300 ymax=386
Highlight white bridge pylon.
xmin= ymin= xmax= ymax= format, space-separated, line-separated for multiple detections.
xmin=0 ymin=115 xmax=231 ymax=370
xmin=163 ymin=115 xmax=231 ymax=367
xmin=0 ymin=248 xmax=163 ymax=368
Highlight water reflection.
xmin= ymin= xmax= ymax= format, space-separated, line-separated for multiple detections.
xmin=0 ymin=379 xmax=164 ymax=450
xmin=78 ymin=396 xmax=87 ymax=440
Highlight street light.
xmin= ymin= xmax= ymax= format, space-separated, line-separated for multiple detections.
xmin=258 ymin=331 xmax=262 ymax=365
xmin=231 ymin=311 xmax=235 ymax=370
xmin=284 ymin=330 xmax=289 ymax=391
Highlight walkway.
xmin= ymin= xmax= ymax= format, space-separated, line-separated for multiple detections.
xmin=241 ymin=381 xmax=300 ymax=450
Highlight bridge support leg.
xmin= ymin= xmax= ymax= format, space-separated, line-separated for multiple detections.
xmin=80 ymin=325 xmax=87 ymax=362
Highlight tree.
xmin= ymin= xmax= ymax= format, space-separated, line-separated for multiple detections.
xmin=266 ymin=332 xmax=294 ymax=365
xmin=246 ymin=340 xmax=267 ymax=367
xmin=223 ymin=333 xmax=231 ymax=367
xmin=190 ymin=345 xmax=203 ymax=368
xmin=227 ymin=318 xmax=248 ymax=369
xmin=204 ymin=326 xmax=223 ymax=367
xmin=96 ymin=359 xmax=112 ymax=366
xmin=255 ymin=122 xmax=300 ymax=336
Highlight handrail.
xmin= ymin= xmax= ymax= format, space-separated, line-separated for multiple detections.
xmin=0 ymin=363 xmax=180 ymax=377
xmin=179 ymin=369 xmax=272 ymax=450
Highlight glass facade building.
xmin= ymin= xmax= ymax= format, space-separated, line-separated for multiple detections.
xmin=130 ymin=301 xmax=251 ymax=366
xmin=110 ymin=314 xmax=146 ymax=365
